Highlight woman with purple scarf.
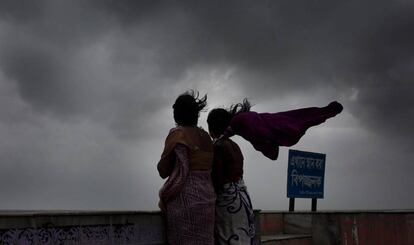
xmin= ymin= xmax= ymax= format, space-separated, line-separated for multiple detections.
xmin=208 ymin=99 xmax=343 ymax=244
xmin=208 ymin=101 xmax=256 ymax=245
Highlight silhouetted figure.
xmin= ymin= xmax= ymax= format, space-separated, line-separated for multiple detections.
xmin=208 ymin=104 xmax=256 ymax=245
xmin=157 ymin=91 xmax=215 ymax=245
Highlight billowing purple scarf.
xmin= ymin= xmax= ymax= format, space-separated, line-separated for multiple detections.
xmin=224 ymin=101 xmax=343 ymax=160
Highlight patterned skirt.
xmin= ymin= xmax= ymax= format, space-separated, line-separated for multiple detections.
xmin=215 ymin=179 xmax=255 ymax=245
xmin=166 ymin=170 xmax=216 ymax=245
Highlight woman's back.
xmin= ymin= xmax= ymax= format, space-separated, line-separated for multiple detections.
xmin=158 ymin=91 xmax=215 ymax=245
xmin=160 ymin=126 xmax=216 ymax=245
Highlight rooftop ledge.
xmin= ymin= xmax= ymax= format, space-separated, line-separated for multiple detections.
xmin=259 ymin=209 xmax=414 ymax=214
xmin=1 ymin=209 xmax=413 ymax=217
xmin=0 ymin=210 xmax=161 ymax=217
xmin=0 ymin=210 xmax=412 ymax=245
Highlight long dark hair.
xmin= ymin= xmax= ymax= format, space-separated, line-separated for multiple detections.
xmin=229 ymin=98 xmax=251 ymax=116
xmin=173 ymin=90 xmax=207 ymax=126
xmin=207 ymin=99 xmax=251 ymax=136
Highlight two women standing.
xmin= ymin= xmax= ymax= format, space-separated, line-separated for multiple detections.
xmin=157 ymin=91 xmax=254 ymax=245
xmin=157 ymin=90 xmax=343 ymax=244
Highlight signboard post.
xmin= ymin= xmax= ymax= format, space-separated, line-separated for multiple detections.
xmin=287 ymin=149 xmax=326 ymax=212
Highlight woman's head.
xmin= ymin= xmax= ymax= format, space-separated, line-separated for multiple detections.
xmin=207 ymin=99 xmax=251 ymax=138
xmin=207 ymin=108 xmax=232 ymax=138
xmin=173 ymin=90 xmax=207 ymax=126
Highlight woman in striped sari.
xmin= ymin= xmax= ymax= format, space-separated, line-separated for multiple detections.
xmin=158 ymin=91 xmax=216 ymax=245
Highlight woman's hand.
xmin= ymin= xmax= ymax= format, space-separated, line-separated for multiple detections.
xmin=158 ymin=199 xmax=166 ymax=213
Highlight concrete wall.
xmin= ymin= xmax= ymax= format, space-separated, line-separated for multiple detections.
xmin=0 ymin=210 xmax=261 ymax=245
xmin=0 ymin=211 xmax=166 ymax=245
xmin=336 ymin=212 xmax=414 ymax=245
xmin=263 ymin=210 xmax=414 ymax=245
xmin=1 ymin=210 xmax=413 ymax=244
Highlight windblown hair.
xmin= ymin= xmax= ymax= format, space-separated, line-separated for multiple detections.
xmin=207 ymin=99 xmax=252 ymax=136
xmin=173 ymin=90 xmax=207 ymax=126
xmin=229 ymin=98 xmax=251 ymax=116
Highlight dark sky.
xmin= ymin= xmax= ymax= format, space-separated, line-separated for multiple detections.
xmin=0 ymin=0 xmax=413 ymax=210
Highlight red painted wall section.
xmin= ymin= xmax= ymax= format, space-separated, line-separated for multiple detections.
xmin=260 ymin=213 xmax=284 ymax=235
xmin=339 ymin=213 xmax=414 ymax=245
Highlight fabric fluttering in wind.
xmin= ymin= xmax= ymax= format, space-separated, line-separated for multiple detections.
xmin=224 ymin=101 xmax=343 ymax=160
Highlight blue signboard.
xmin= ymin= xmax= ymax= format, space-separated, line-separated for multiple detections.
xmin=287 ymin=149 xmax=326 ymax=199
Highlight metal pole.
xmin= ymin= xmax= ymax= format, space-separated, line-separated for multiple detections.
xmin=311 ymin=198 xmax=317 ymax=212
xmin=289 ymin=198 xmax=295 ymax=212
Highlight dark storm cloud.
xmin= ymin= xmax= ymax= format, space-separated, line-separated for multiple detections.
xmin=0 ymin=0 xmax=178 ymax=138
xmin=1 ymin=39 xmax=81 ymax=115
xmin=1 ymin=0 xmax=413 ymax=142
xmin=334 ymin=3 xmax=414 ymax=146
xmin=0 ymin=1 xmax=45 ymax=21
xmin=162 ymin=0 xmax=414 ymax=145
xmin=0 ymin=0 xmax=107 ymax=115
xmin=0 ymin=0 xmax=413 ymax=211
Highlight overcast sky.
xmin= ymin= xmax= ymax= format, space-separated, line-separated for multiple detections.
xmin=0 ymin=0 xmax=413 ymax=211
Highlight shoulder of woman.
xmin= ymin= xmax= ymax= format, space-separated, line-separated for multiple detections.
xmin=165 ymin=127 xmax=187 ymax=145
xmin=168 ymin=126 xmax=182 ymax=134
xmin=224 ymin=138 xmax=243 ymax=153
xmin=196 ymin=126 xmax=210 ymax=135
xmin=220 ymin=138 xmax=243 ymax=162
xmin=218 ymin=137 xmax=234 ymax=149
